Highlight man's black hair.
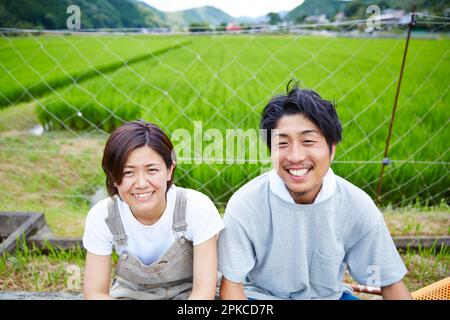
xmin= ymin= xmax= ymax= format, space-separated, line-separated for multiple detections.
xmin=260 ymin=80 xmax=342 ymax=153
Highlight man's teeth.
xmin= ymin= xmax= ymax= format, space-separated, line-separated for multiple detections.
xmin=288 ymin=168 xmax=309 ymax=177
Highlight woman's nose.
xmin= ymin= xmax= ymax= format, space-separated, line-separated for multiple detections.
xmin=134 ymin=172 xmax=150 ymax=188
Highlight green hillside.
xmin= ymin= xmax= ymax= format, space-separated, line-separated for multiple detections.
xmin=285 ymin=0 xmax=449 ymax=22
xmin=0 ymin=0 xmax=235 ymax=29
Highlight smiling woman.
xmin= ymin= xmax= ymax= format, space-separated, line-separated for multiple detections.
xmin=82 ymin=120 xmax=224 ymax=300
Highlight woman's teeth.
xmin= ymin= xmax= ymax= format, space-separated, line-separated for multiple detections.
xmin=132 ymin=192 xmax=154 ymax=199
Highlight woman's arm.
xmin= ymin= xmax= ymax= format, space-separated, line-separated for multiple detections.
xmin=83 ymin=252 xmax=113 ymax=300
xmin=381 ymin=280 xmax=412 ymax=300
xmin=189 ymin=235 xmax=219 ymax=300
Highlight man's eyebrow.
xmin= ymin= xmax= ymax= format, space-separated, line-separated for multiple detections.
xmin=301 ymin=129 xmax=320 ymax=135
xmin=272 ymin=132 xmax=289 ymax=137
xmin=272 ymin=129 xmax=320 ymax=137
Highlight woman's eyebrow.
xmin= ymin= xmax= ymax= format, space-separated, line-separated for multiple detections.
xmin=123 ymin=163 xmax=158 ymax=168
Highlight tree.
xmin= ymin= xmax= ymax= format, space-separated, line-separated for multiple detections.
xmin=343 ymin=0 xmax=365 ymax=19
xmin=267 ymin=12 xmax=282 ymax=25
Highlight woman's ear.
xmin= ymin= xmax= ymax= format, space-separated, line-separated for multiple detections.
xmin=167 ymin=162 xmax=176 ymax=181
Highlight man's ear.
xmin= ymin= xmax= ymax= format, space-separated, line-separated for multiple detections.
xmin=330 ymin=144 xmax=336 ymax=162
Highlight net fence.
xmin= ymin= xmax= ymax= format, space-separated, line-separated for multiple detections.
xmin=0 ymin=13 xmax=448 ymax=222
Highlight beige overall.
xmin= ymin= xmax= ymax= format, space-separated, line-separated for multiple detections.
xmin=105 ymin=188 xmax=194 ymax=300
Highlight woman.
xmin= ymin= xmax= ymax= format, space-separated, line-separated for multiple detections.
xmin=83 ymin=120 xmax=224 ymax=299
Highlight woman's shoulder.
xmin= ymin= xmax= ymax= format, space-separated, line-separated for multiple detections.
xmin=173 ymin=186 xmax=220 ymax=220
xmin=86 ymin=197 xmax=112 ymax=222
xmin=175 ymin=185 xmax=215 ymax=206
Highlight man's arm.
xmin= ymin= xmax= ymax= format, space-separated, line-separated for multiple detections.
xmin=381 ymin=280 xmax=412 ymax=300
xmin=219 ymin=276 xmax=247 ymax=300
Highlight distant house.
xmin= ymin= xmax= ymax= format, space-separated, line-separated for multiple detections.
xmin=334 ymin=11 xmax=345 ymax=22
xmin=378 ymin=9 xmax=408 ymax=24
xmin=304 ymin=14 xmax=329 ymax=24
xmin=226 ymin=23 xmax=241 ymax=31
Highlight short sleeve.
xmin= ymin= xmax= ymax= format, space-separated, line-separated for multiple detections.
xmin=345 ymin=212 xmax=407 ymax=287
xmin=218 ymin=208 xmax=256 ymax=284
xmin=82 ymin=200 xmax=114 ymax=256
xmin=185 ymin=190 xmax=224 ymax=246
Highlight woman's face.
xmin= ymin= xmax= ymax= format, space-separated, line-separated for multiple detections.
xmin=115 ymin=145 xmax=174 ymax=218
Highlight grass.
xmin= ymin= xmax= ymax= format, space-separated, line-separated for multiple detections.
xmin=0 ymin=129 xmax=105 ymax=237
xmin=400 ymin=243 xmax=450 ymax=292
xmin=0 ymin=237 xmax=86 ymax=292
xmin=383 ymin=206 xmax=450 ymax=236
xmin=0 ymin=236 xmax=121 ymax=292
xmin=0 ymin=34 xmax=189 ymax=107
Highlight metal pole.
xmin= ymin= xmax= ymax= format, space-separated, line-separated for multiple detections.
xmin=376 ymin=6 xmax=416 ymax=204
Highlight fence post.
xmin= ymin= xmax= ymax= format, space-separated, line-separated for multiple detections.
xmin=376 ymin=6 xmax=417 ymax=205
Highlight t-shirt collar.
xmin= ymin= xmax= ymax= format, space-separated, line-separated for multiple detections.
xmin=269 ymin=167 xmax=336 ymax=204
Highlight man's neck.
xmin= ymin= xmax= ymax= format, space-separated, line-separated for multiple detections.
xmin=288 ymin=183 xmax=323 ymax=204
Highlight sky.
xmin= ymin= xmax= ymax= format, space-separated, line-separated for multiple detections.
xmin=142 ymin=0 xmax=305 ymax=18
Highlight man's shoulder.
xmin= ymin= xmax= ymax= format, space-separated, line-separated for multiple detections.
xmin=230 ymin=172 xmax=270 ymax=200
xmin=335 ymin=175 xmax=375 ymax=205
xmin=225 ymin=172 xmax=271 ymax=215
xmin=334 ymin=174 xmax=382 ymax=225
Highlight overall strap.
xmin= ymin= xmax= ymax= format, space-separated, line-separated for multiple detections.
xmin=105 ymin=195 xmax=128 ymax=249
xmin=172 ymin=187 xmax=188 ymax=243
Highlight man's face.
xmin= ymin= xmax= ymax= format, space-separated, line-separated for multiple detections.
xmin=271 ymin=114 xmax=335 ymax=204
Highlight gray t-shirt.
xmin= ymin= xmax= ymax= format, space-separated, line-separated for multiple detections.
xmin=218 ymin=171 xmax=407 ymax=300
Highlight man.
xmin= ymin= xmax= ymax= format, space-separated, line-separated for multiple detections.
xmin=218 ymin=82 xmax=412 ymax=300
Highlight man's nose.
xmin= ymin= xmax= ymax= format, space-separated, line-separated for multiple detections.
xmin=286 ymin=145 xmax=307 ymax=163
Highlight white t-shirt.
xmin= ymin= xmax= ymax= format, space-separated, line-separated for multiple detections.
xmin=83 ymin=185 xmax=224 ymax=266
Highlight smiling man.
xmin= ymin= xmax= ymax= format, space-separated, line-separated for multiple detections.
xmin=218 ymin=82 xmax=412 ymax=300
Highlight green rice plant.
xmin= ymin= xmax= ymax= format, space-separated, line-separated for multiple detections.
xmin=2 ymin=34 xmax=449 ymax=206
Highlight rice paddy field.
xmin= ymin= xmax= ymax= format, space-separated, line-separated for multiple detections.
xmin=0 ymin=32 xmax=449 ymax=238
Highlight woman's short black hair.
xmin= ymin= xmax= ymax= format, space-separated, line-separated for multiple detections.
xmin=260 ymin=80 xmax=342 ymax=153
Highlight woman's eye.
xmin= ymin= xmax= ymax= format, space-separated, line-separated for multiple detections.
xmin=148 ymin=168 xmax=158 ymax=173
xmin=304 ymin=140 xmax=315 ymax=144
xmin=123 ymin=171 xmax=133 ymax=176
